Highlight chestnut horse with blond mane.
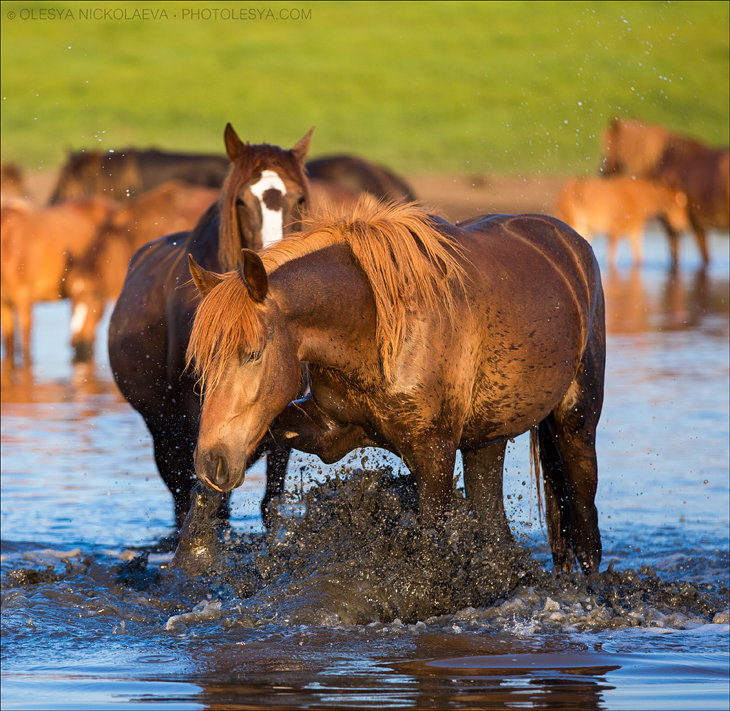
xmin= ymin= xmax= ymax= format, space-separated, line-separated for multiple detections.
xmin=187 ymin=199 xmax=606 ymax=574
xmin=108 ymin=124 xmax=313 ymax=532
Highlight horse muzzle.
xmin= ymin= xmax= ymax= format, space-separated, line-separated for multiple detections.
xmin=194 ymin=447 xmax=246 ymax=493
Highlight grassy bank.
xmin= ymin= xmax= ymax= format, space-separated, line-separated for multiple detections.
xmin=1 ymin=1 xmax=728 ymax=175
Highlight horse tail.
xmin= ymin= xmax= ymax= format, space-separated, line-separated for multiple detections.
xmin=529 ymin=425 xmax=544 ymax=523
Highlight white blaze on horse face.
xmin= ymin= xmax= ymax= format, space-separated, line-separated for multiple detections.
xmin=70 ymin=301 xmax=89 ymax=337
xmin=249 ymin=170 xmax=286 ymax=248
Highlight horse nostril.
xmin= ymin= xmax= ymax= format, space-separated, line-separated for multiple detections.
xmin=215 ymin=456 xmax=227 ymax=487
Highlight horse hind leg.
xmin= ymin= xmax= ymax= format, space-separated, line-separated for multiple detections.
xmin=462 ymin=441 xmax=513 ymax=543
xmin=1 ymin=301 xmax=16 ymax=368
xmin=538 ymin=324 xmax=605 ymax=575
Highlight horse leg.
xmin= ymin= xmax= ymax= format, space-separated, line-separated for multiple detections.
xmin=659 ymin=216 xmax=681 ymax=269
xmin=689 ymin=213 xmax=710 ymax=266
xmin=1 ymin=301 xmax=16 ymax=368
xmin=261 ymin=443 xmax=291 ymax=525
xmin=148 ymin=418 xmax=230 ymax=530
xmin=401 ymin=433 xmax=457 ymax=529
xmin=628 ymin=227 xmax=644 ymax=266
xmin=462 ymin=442 xmax=513 ymax=543
xmin=17 ymin=293 xmax=33 ymax=367
xmin=607 ymin=231 xmax=620 ymax=270
xmin=538 ymin=328 xmax=604 ymax=575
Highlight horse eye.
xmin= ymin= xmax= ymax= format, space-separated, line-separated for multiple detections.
xmin=238 ymin=347 xmax=263 ymax=365
xmin=297 ymin=195 xmax=306 ymax=207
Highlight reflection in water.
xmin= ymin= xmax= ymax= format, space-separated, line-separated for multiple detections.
xmin=603 ymin=264 xmax=728 ymax=335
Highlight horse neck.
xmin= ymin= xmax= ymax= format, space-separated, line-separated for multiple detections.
xmin=269 ymin=244 xmax=379 ymax=375
xmin=185 ymin=204 xmax=224 ymax=269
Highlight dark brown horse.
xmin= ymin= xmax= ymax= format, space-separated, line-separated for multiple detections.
xmin=1 ymin=196 xmax=117 ymax=368
xmin=108 ymin=124 xmax=313 ymax=530
xmin=187 ymin=199 xmax=606 ymax=574
xmin=601 ymin=118 xmax=729 ymax=265
xmin=50 ymin=146 xmax=416 ymax=206
xmin=67 ymin=181 xmax=219 ymax=362
xmin=306 ymin=154 xmax=417 ymax=202
xmin=49 ymin=148 xmax=230 ymax=204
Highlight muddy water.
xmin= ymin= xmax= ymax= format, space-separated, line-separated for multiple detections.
xmin=2 ymin=232 xmax=729 ymax=710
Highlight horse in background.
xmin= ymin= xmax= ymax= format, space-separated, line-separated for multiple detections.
xmin=306 ymin=154 xmax=417 ymax=202
xmin=187 ymin=198 xmax=606 ymax=575
xmin=48 ymin=148 xmax=230 ymax=204
xmin=1 ymin=196 xmax=116 ymax=368
xmin=49 ymin=145 xmax=416 ymax=206
xmin=67 ymin=181 xmax=219 ymax=362
xmin=600 ymin=118 xmax=729 ymax=266
xmin=108 ymin=124 xmax=313 ymax=532
xmin=1 ymin=163 xmax=27 ymax=203
xmin=554 ymin=176 xmax=689 ymax=268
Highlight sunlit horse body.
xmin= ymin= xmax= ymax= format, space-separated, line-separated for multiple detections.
xmin=554 ymin=176 xmax=689 ymax=268
xmin=601 ymin=118 xmax=730 ymax=266
xmin=1 ymin=195 xmax=117 ymax=368
xmin=187 ymin=199 xmax=606 ymax=574
xmin=67 ymin=180 xmax=219 ymax=362
xmin=108 ymin=124 xmax=314 ymax=529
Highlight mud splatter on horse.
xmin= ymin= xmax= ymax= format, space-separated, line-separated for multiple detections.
xmin=187 ymin=198 xmax=606 ymax=574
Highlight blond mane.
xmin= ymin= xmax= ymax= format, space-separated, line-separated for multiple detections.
xmin=188 ymin=197 xmax=467 ymax=391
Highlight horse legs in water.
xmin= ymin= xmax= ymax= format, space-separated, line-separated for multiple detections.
xmin=261 ymin=443 xmax=291 ymax=525
xmin=399 ymin=431 xmax=458 ymax=529
xmin=147 ymin=417 xmax=230 ymax=531
xmin=462 ymin=441 xmax=513 ymax=543
xmin=538 ymin=329 xmax=604 ymax=575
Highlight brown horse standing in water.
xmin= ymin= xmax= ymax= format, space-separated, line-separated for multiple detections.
xmin=1 ymin=195 xmax=116 ymax=368
xmin=67 ymin=181 xmax=219 ymax=362
xmin=108 ymin=124 xmax=314 ymax=530
xmin=187 ymin=199 xmax=606 ymax=574
xmin=554 ymin=176 xmax=689 ymax=268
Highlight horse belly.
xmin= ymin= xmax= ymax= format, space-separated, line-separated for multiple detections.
xmin=460 ymin=316 xmax=584 ymax=448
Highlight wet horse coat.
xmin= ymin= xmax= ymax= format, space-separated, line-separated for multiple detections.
xmin=187 ymin=200 xmax=606 ymax=574
xmin=108 ymin=124 xmax=313 ymax=528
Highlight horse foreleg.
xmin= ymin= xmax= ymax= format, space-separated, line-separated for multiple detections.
xmin=0 ymin=301 xmax=16 ymax=368
xmin=628 ymin=228 xmax=644 ymax=266
xmin=148 ymin=417 xmax=230 ymax=531
xmin=271 ymin=395 xmax=375 ymax=464
xmin=261 ymin=443 xmax=291 ymax=525
xmin=17 ymin=294 xmax=33 ymax=367
xmin=462 ymin=442 xmax=513 ymax=543
xmin=689 ymin=213 xmax=710 ymax=266
xmin=401 ymin=434 xmax=457 ymax=529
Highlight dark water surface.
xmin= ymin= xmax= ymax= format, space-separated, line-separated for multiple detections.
xmin=2 ymin=232 xmax=729 ymax=710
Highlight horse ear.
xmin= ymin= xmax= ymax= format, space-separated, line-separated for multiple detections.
xmin=238 ymin=249 xmax=268 ymax=303
xmin=291 ymin=127 xmax=315 ymax=164
xmin=224 ymin=123 xmax=246 ymax=162
xmin=188 ymin=254 xmax=222 ymax=296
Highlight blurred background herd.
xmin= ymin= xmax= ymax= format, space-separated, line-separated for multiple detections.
xmin=1 ymin=0 xmax=728 ymax=372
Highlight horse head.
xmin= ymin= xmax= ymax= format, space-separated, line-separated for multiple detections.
xmin=217 ymin=124 xmax=313 ymax=269
xmin=187 ymin=251 xmax=301 ymax=493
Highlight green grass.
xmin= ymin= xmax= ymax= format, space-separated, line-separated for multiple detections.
xmin=1 ymin=0 xmax=728 ymax=175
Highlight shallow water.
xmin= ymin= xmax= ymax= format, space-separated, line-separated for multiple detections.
xmin=2 ymin=232 xmax=729 ymax=710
